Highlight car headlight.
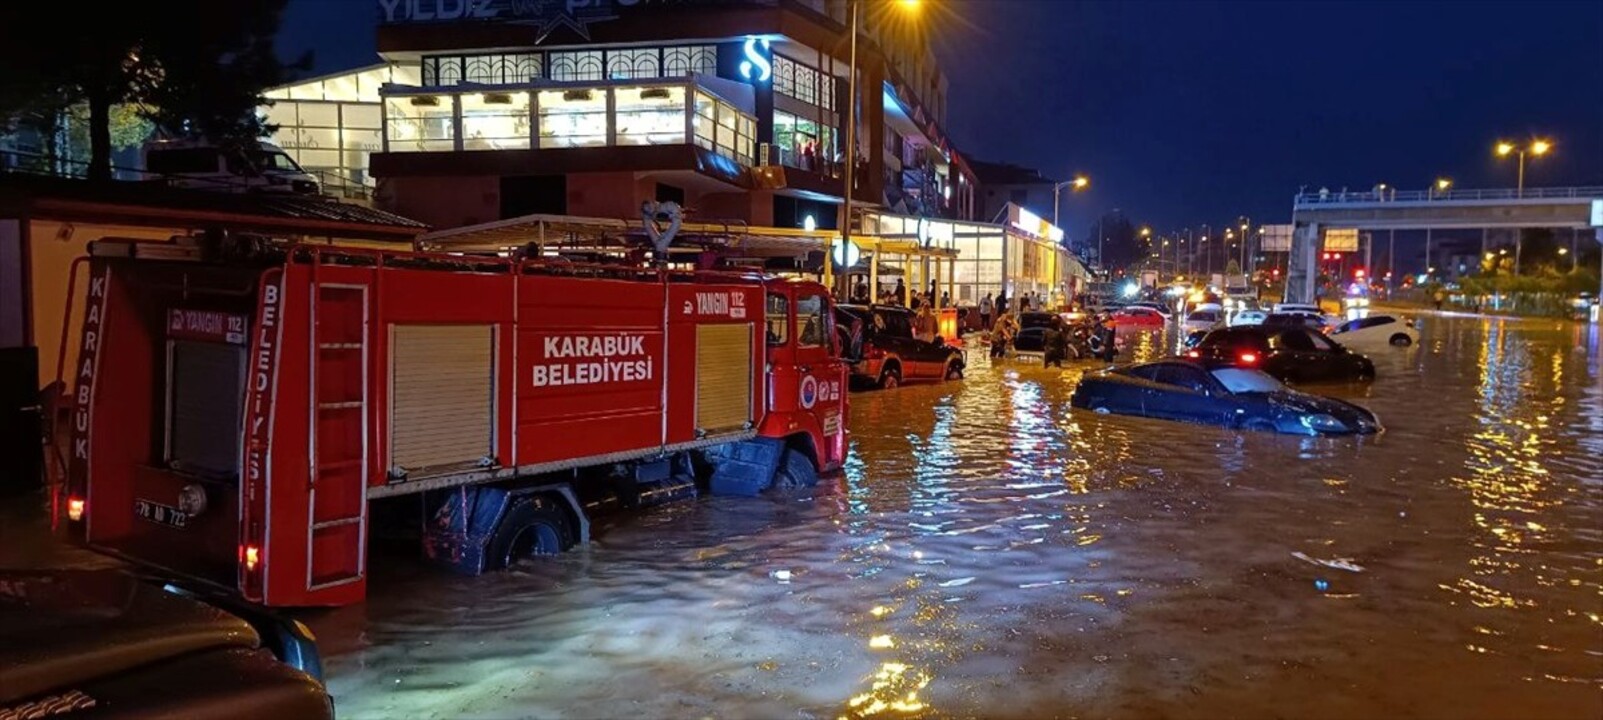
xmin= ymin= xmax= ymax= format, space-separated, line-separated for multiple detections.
xmin=1300 ymin=413 xmax=1346 ymax=433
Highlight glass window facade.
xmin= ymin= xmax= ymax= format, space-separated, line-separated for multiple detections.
xmin=262 ymin=64 xmax=419 ymax=187
xmin=858 ymin=212 xmax=1088 ymax=306
xmin=773 ymin=110 xmax=834 ymax=171
xmin=607 ymin=48 xmax=661 ymax=80
xmin=423 ymin=46 xmax=715 ymax=86
xmin=383 ymin=95 xmax=455 ymax=153
xmin=461 ymin=91 xmax=531 ymax=150
xmin=549 ymin=51 xmax=606 ymax=82
xmin=538 ymin=89 xmax=608 ymax=149
xmin=773 ymin=54 xmax=835 ymax=111
xmin=615 ymin=86 xmax=687 ymax=146
xmin=693 ymin=91 xmax=753 ymax=165
xmin=383 ymin=81 xmax=750 ymax=160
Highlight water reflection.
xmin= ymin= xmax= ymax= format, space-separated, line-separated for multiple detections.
xmin=286 ymin=316 xmax=1603 ymax=718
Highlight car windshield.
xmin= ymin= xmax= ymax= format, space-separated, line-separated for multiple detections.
xmin=1211 ymin=367 xmax=1285 ymax=393
xmin=252 ymin=150 xmax=303 ymax=172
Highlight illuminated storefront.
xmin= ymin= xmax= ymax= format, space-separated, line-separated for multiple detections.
xmin=380 ymin=80 xmax=755 ymax=165
xmin=263 ymin=64 xmax=421 ymax=189
xmin=860 ymin=205 xmax=1088 ymax=306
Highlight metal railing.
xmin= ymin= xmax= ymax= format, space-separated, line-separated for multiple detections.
xmin=1294 ymin=186 xmax=1603 ymax=206
xmin=0 ymin=148 xmax=372 ymax=201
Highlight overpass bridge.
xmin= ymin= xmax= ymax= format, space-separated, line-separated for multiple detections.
xmin=1284 ymin=186 xmax=1603 ymax=305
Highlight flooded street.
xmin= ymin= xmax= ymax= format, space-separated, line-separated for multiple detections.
xmin=305 ymin=312 xmax=1602 ymax=719
xmin=3 ymin=313 xmax=1599 ymax=718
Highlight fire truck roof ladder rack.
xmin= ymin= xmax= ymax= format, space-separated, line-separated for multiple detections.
xmin=89 ymin=237 xmax=204 ymax=260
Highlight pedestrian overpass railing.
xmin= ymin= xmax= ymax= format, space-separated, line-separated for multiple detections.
xmin=1295 ymin=186 xmax=1603 ymax=207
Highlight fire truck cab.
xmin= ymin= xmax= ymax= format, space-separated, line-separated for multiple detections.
xmin=62 ymin=235 xmax=848 ymax=606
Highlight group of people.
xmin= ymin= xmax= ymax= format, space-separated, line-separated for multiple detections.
xmin=975 ymin=291 xmax=1044 ymax=329
xmin=850 ymin=278 xmax=952 ymax=312
xmin=988 ymin=308 xmax=1118 ymax=366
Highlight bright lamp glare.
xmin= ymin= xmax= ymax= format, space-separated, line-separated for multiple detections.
xmin=1122 ymin=282 xmax=1140 ymax=298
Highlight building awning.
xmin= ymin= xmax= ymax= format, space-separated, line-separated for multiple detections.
xmin=419 ymin=211 xmax=956 ymax=260
xmin=0 ymin=174 xmax=428 ymax=242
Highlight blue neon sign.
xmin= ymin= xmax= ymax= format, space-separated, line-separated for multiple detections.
xmin=739 ymin=36 xmax=772 ymax=83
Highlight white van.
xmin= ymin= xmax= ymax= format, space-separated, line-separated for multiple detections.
xmin=144 ymin=140 xmax=320 ymax=194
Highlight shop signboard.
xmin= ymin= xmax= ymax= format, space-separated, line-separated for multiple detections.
xmin=379 ymin=0 xmax=660 ymax=39
xmin=1260 ymin=224 xmax=1294 ymax=252
xmin=1324 ymin=227 xmax=1359 ymax=253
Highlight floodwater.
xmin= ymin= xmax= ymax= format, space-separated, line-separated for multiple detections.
xmin=303 ymin=312 xmax=1601 ymax=719
xmin=7 ymin=313 xmax=1602 ymax=718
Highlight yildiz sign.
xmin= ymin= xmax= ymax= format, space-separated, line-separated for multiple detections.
xmin=379 ymin=0 xmax=690 ymax=39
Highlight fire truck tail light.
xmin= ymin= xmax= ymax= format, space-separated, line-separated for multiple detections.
xmin=67 ymin=497 xmax=85 ymax=522
xmin=243 ymin=544 xmax=260 ymax=571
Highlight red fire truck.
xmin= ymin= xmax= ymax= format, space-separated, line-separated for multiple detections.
xmin=60 ymin=235 xmax=848 ymax=606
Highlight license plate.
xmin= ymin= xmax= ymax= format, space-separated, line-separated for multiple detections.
xmin=134 ymin=499 xmax=190 ymax=529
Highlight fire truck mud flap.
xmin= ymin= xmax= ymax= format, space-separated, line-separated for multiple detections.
xmin=703 ymin=438 xmax=785 ymax=497
xmin=422 ymin=484 xmax=587 ymax=575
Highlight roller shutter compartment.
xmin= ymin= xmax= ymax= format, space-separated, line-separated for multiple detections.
xmin=389 ymin=324 xmax=495 ymax=476
xmin=695 ymin=323 xmax=752 ymax=434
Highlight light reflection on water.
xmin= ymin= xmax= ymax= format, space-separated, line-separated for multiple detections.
xmin=305 ymin=315 xmax=1601 ymax=719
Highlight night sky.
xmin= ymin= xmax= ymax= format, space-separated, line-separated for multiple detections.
xmin=279 ymin=0 xmax=1603 ymax=239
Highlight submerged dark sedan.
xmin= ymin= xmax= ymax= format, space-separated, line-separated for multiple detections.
xmin=1190 ymin=325 xmax=1375 ymax=384
xmin=1069 ymin=359 xmax=1382 ymax=435
xmin=1011 ymin=311 xmax=1059 ymax=353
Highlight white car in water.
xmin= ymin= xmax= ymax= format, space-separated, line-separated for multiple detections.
xmin=1230 ymin=309 xmax=1267 ymax=326
xmin=1183 ymin=308 xmax=1225 ymax=333
xmin=1330 ymin=314 xmax=1419 ymax=350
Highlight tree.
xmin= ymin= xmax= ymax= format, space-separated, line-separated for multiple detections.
xmin=0 ymin=1 xmax=307 ymax=180
xmin=65 ymin=104 xmax=155 ymax=166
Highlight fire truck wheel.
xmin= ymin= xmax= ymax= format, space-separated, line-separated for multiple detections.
xmin=772 ymin=448 xmax=819 ymax=489
xmin=877 ymin=365 xmax=902 ymax=389
xmin=489 ymin=496 xmax=576 ymax=569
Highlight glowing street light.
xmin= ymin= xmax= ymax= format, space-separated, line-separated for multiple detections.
xmin=1495 ymin=139 xmax=1554 ymax=197
xmin=840 ymin=0 xmax=928 ymax=298
xmin=1051 ymin=174 xmax=1090 ymax=230
xmin=1436 ymin=178 xmax=1452 ymax=191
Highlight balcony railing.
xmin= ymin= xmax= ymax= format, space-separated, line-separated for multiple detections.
xmin=1295 ymin=186 xmax=1603 ymax=207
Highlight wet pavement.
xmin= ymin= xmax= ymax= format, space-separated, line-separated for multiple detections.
xmin=7 ymin=312 xmax=1603 ymax=718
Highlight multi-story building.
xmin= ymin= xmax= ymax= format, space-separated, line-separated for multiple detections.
xmin=264 ymin=0 xmax=979 ymax=231
xmin=970 ymin=160 xmax=1059 ymax=226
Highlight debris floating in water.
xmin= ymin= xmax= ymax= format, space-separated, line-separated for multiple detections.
xmin=1292 ymin=552 xmax=1365 ymax=573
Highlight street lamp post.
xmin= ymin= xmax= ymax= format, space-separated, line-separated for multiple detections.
xmin=1496 ymin=139 xmax=1552 ymax=198
xmin=1051 ymin=175 xmax=1089 ymax=232
xmin=840 ymin=0 xmax=923 ymax=299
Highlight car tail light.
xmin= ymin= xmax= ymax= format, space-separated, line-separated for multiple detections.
xmin=1185 ymin=350 xmax=1200 ymax=358
xmin=243 ymin=544 xmax=261 ymax=572
xmin=67 ymin=497 xmax=85 ymax=522
xmin=1239 ymin=352 xmax=1259 ymax=364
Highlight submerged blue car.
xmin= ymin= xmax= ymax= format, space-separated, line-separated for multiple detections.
xmin=1069 ymin=359 xmax=1381 ymax=435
